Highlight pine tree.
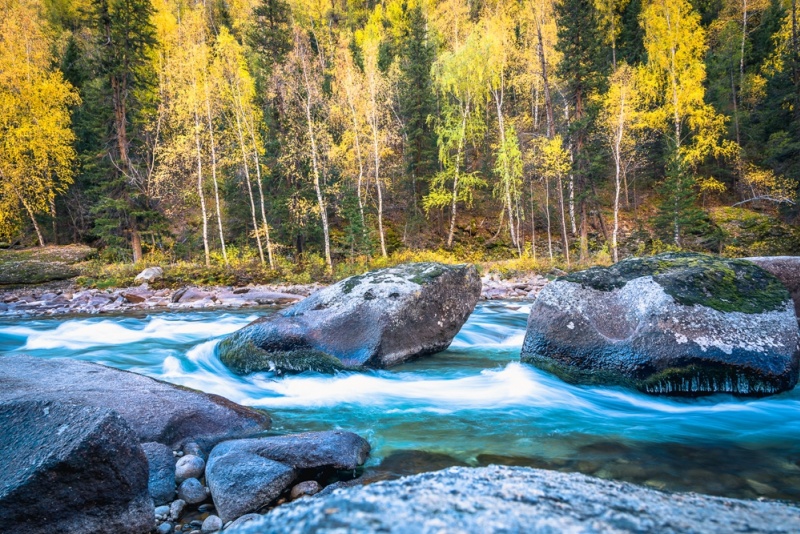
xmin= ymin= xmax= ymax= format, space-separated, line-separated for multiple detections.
xmin=555 ymin=0 xmax=608 ymax=261
xmin=397 ymin=3 xmax=437 ymax=209
xmin=87 ymin=0 xmax=157 ymax=262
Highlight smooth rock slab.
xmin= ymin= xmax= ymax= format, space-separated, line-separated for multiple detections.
xmin=229 ymin=465 xmax=800 ymax=534
xmin=218 ymin=262 xmax=481 ymax=373
xmin=0 ymin=354 xmax=271 ymax=448
xmin=143 ymin=441 xmax=177 ymax=505
xmin=209 ymin=431 xmax=371 ymax=471
xmin=521 ymin=253 xmax=800 ymax=396
xmin=0 ymin=400 xmax=153 ymax=534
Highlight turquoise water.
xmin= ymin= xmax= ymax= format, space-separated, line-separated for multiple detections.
xmin=1 ymin=302 xmax=799 ymax=501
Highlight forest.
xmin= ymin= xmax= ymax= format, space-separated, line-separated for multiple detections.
xmin=1 ymin=0 xmax=799 ymax=274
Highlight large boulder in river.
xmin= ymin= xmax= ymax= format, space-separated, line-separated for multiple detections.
xmin=218 ymin=262 xmax=481 ymax=373
xmin=228 ymin=465 xmax=800 ymax=533
xmin=0 ymin=400 xmax=153 ymax=534
xmin=745 ymin=256 xmax=800 ymax=318
xmin=521 ymin=253 xmax=800 ymax=396
xmin=0 ymin=354 xmax=271 ymax=448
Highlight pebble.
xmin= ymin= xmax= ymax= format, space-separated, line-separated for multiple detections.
xmin=176 ymin=454 xmax=206 ymax=483
xmin=201 ymin=515 xmax=223 ymax=533
xmin=291 ymin=480 xmax=322 ymax=500
xmin=183 ymin=442 xmax=206 ymax=460
xmin=178 ymin=478 xmax=208 ymax=504
xmin=157 ymin=522 xmax=174 ymax=534
xmin=170 ymin=499 xmax=186 ymax=521
xmin=155 ymin=505 xmax=170 ymax=519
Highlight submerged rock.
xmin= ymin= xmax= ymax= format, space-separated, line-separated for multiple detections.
xmin=0 ymin=354 xmax=271 ymax=448
xmin=521 ymin=253 xmax=800 ymax=396
xmin=0 ymin=400 xmax=153 ymax=534
xmin=228 ymin=465 xmax=800 ymax=534
xmin=217 ymin=262 xmax=481 ymax=373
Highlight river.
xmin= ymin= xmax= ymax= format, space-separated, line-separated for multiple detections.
xmin=1 ymin=302 xmax=799 ymax=501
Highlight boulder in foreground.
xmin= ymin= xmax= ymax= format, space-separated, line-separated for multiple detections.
xmin=521 ymin=253 xmax=799 ymax=396
xmin=0 ymin=400 xmax=153 ymax=534
xmin=0 ymin=354 xmax=271 ymax=448
xmin=229 ymin=465 xmax=800 ymax=534
xmin=218 ymin=262 xmax=481 ymax=373
xmin=206 ymin=431 xmax=370 ymax=522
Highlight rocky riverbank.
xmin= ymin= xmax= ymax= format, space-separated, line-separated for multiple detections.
xmin=0 ymin=273 xmax=549 ymax=317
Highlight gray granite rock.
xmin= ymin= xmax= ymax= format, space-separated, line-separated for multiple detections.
xmin=178 ymin=478 xmax=208 ymax=504
xmin=521 ymin=253 xmax=800 ymax=396
xmin=176 ymin=454 xmax=206 ymax=483
xmin=746 ymin=256 xmax=800 ymax=318
xmin=229 ymin=465 xmax=800 ymax=534
xmin=0 ymin=354 xmax=271 ymax=449
xmin=208 ymin=431 xmax=370 ymax=471
xmin=143 ymin=441 xmax=177 ymax=505
xmin=206 ymin=448 xmax=296 ymax=523
xmin=0 ymin=399 xmax=153 ymax=534
xmin=201 ymin=515 xmax=223 ymax=533
xmin=290 ymin=480 xmax=321 ymax=500
xmin=218 ymin=262 xmax=481 ymax=373
xmin=135 ymin=266 xmax=164 ymax=282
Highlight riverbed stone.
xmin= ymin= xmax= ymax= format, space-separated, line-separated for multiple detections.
xmin=135 ymin=266 xmax=164 ymax=282
xmin=218 ymin=262 xmax=481 ymax=373
xmin=0 ymin=354 xmax=271 ymax=448
xmin=143 ymin=441 xmax=177 ymax=505
xmin=290 ymin=480 xmax=321 ymax=499
xmin=178 ymin=478 xmax=208 ymax=504
xmin=0 ymin=399 xmax=153 ymax=534
xmin=209 ymin=431 xmax=371 ymax=471
xmin=176 ymin=454 xmax=206 ymax=483
xmin=201 ymin=515 xmax=223 ymax=533
xmin=228 ymin=465 xmax=800 ymax=534
xmin=205 ymin=449 xmax=296 ymax=522
xmin=521 ymin=253 xmax=800 ymax=396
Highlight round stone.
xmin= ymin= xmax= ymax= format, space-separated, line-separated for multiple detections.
xmin=177 ymin=478 xmax=207 ymax=504
xmin=176 ymin=454 xmax=206 ymax=483
xmin=157 ymin=522 xmax=174 ymax=534
xmin=290 ymin=480 xmax=322 ymax=500
xmin=201 ymin=515 xmax=223 ymax=533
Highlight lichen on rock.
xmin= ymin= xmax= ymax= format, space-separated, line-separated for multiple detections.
xmin=562 ymin=252 xmax=789 ymax=314
xmin=522 ymin=253 xmax=800 ymax=397
xmin=218 ymin=262 xmax=482 ymax=374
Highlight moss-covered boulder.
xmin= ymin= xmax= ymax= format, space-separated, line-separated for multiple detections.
xmin=217 ymin=262 xmax=481 ymax=373
xmin=0 ymin=244 xmax=95 ymax=285
xmin=521 ymin=253 xmax=800 ymax=396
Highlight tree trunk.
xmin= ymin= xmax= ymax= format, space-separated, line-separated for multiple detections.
xmin=545 ymin=176 xmax=553 ymax=261
xmin=233 ymin=104 xmax=265 ymax=265
xmin=536 ymin=21 xmax=555 ymax=139
xmin=193 ymin=107 xmax=210 ymax=268
xmin=131 ymin=222 xmax=143 ymax=263
xmin=557 ymin=174 xmax=569 ymax=266
xmin=447 ymin=101 xmax=469 ymax=248
xmin=204 ymin=78 xmax=227 ymax=266
xmin=368 ymin=74 xmax=387 ymax=258
xmin=17 ymin=192 xmax=45 ymax=247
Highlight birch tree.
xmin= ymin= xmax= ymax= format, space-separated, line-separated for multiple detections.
xmin=0 ymin=0 xmax=79 ymax=245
